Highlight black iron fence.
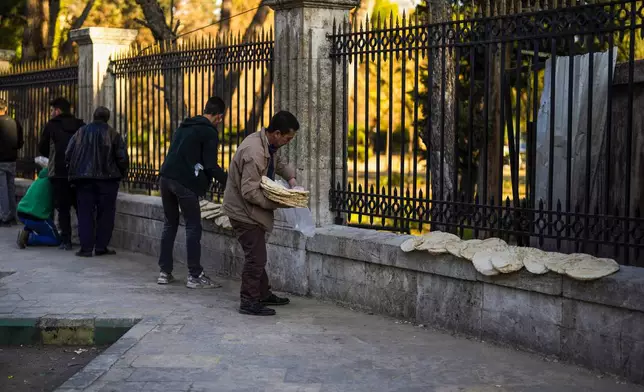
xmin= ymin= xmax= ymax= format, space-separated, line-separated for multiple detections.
xmin=0 ymin=60 xmax=78 ymax=178
xmin=109 ymin=31 xmax=274 ymax=200
xmin=329 ymin=0 xmax=644 ymax=266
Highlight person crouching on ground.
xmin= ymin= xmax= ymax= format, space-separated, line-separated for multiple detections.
xmin=65 ymin=107 xmax=129 ymax=258
xmin=223 ymin=110 xmax=303 ymax=316
xmin=156 ymin=96 xmax=228 ymax=289
xmin=16 ymin=160 xmax=61 ymax=249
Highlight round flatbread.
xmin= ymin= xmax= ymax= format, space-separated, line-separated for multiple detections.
xmin=564 ymin=256 xmax=619 ymax=281
xmin=461 ymin=238 xmax=508 ymax=261
xmin=415 ymin=232 xmax=461 ymax=255
xmin=472 ymin=250 xmax=500 ymax=276
xmin=261 ymin=176 xmax=310 ymax=208
xmin=521 ymin=247 xmax=548 ymax=275
xmin=491 ymin=246 xmax=524 ymax=273
xmin=446 ymin=239 xmax=481 ymax=258
xmin=544 ymin=253 xmax=586 ymax=274
xmin=400 ymin=237 xmax=422 ymax=252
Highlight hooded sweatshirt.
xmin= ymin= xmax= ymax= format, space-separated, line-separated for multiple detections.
xmin=160 ymin=116 xmax=227 ymax=196
xmin=38 ymin=113 xmax=85 ymax=178
xmin=17 ymin=168 xmax=53 ymax=220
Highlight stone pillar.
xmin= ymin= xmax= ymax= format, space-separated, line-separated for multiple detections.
xmin=69 ymin=27 xmax=138 ymax=123
xmin=0 ymin=50 xmax=15 ymax=72
xmin=265 ymin=0 xmax=359 ymax=227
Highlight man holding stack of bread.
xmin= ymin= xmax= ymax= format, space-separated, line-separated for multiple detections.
xmin=223 ymin=111 xmax=302 ymax=316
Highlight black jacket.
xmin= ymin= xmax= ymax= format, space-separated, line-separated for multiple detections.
xmin=0 ymin=115 xmax=24 ymax=162
xmin=160 ymin=116 xmax=227 ymax=196
xmin=39 ymin=113 xmax=85 ymax=177
xmin=65 ymin=121 xmax=129 ymax=181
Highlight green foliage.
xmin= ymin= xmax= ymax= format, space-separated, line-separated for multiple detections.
xmin=0 ymin=0 xmax=25 ymax=52
xmin=371 ymin=0 xmax=399 ymax=20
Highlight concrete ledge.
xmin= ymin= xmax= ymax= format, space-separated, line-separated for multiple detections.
xmin=14 ymin=180 xmax=644 ymax=383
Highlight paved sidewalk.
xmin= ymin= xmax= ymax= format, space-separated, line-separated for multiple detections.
xmin=0 ymin=227 xmax=642 ymax=392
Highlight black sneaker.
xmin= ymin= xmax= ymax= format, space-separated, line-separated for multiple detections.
xmin=95 ymin=249 xmax=116 ymax=256
xmin=59 ymin=242 xmax=73 ymax=251
xmin=75 ymin=250 xmax=93 ymax=257
xmin=186 ymin=272 xmax=221 ymax=289
xmin=239 ymin=302 xmax=276 ymax=316
xmin=260 ymin=293 xmax=290 ymax=306
xmin=16 ymin=229 xmax=29 ymax=249
xmin=157 ymin=272 xmax=175 ymax=285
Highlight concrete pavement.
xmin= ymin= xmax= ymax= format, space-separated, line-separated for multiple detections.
xmin=0 ymin=227 xmax=641 ymax=392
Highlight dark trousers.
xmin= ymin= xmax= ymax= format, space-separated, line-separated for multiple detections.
xmin=75 ymin=180 xmax=119 ymax=253
xmin=50 ymin=178 xmax=77 ymax=244
xmin=231 ymin=219 xmax=271 ymax=303
xmin=158 ymin=177 xmax=203 ymax=278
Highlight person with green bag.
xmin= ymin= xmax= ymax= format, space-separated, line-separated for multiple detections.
xmin=16 ymin=158 xmax=61 ymax=249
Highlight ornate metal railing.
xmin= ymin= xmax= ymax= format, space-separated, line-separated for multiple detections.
xmin=0 ymin=59 xmax=79 ymax=178
xmin=109 ymin=31 xmax=274 ymax=200
xmin=329 ymin=0 xmax=644 ymax=266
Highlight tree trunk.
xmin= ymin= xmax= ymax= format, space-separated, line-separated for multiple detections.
xmin=218 ymin=5 xmax=270 ymax=105
xmin=47 ymin=0 xmax=60 ymax=59
xmin=21 ymin=0 xmax=49 ymax=61
xmin=243 ymin=70 xmax=272 ymax=136
xmin=425 ymin=0 xmax=456 ymax=229
xmin=220 ymin=0 xmax=232 ymax=32
xmin=134 ymin=0 xmax=186 ymax=130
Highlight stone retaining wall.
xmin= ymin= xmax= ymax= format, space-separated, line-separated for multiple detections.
xmin=15 ymin=180 xmax=644 ymax=383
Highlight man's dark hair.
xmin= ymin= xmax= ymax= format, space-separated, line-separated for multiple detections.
xmin=93 ymin=106 xmax=110 ymax=123
xmin=266 ymin=111 xmax=299 ymax=134
xmin=203 ymin=96 xmax=226 ymax=116
xmin=50 ymin=97 xmax=71 ymax=114
xmin=0 ymin=98 xmax=7 ymax=112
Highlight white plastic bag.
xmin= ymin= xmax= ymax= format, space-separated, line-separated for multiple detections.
xmin=34 ymin=156 xmax=49 ymax=168
xmin=274 ymin=179 xmax=315 ymax=237
xmin=279 ymin=207 xmax=316 ymax=237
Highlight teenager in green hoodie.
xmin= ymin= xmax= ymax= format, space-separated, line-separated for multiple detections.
xmin=16 ymin=167 xmax=61 ymax=248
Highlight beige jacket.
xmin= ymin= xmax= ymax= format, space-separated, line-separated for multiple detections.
xmin=223 ymin=129 xmax=296 ymax=232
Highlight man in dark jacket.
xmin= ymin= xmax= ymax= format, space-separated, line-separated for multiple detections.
xmin=157 ymin=96 xmax=227 ymax=289
xmin=39 ymin=97 xmax=85 ymax=249
xmin=0 ymin=98 xmax=24 ymax=225
xmin=66 ymin=107 xmax=128 ymax=258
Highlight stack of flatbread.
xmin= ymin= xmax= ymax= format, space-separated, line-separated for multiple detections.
xmin=199 ymin=200 xmax=232 ymax=229
xmin=399 ymin=232 xmax=619 ymax=280
xmin=260 ymin=176 xmax=309 ymax=208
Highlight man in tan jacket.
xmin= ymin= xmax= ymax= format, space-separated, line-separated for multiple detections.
xmin=223 ymin=111 xmax=301 ymax=316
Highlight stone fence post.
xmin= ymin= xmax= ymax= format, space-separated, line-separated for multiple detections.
xmin=69 ymin=27 xmax=137 ymax=123
xmin=265 ymin=0 xmax=359 ymax=227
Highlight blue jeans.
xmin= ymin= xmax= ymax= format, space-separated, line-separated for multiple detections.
xmin=158 ymin=177 xmax=203 ymax=277
xmin=18 ymin=213 xmax=61 ymax=246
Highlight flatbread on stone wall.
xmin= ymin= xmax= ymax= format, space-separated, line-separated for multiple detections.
xmin=461 ymin=238 xmax=508 ymax=261
xmin=261 ymin=176 xmax=309 ymax=208
xmin=544 ymin=253 xmax=586 ymax=274
xmin=415 ymin=232 xmax=460 ymax=254
xmin=400 ymin=237 xmax=423 ymax=252
xmin=446 ymin=239 xmax=481 ymax=258
xmin=521 ymin=247 xmax=549 ymax=275
xmin=472 ymin=250 xmax=500 ymax=276
xmin=214 ymin=215 xmax=232 ymax=229
xmin=491 ymin=246 xmax=524 ymax=273
xmin=564 ymin=256 xmax=619 ymax=281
